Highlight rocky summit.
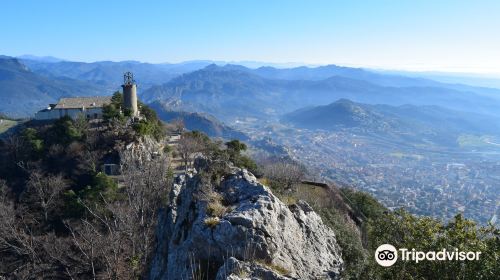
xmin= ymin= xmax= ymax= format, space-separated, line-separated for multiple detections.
xmin=149 ymin=164 xmax=343 ymax=279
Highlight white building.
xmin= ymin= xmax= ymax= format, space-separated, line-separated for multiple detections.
xmin=35 ymin=96 xmax=112 ymax=121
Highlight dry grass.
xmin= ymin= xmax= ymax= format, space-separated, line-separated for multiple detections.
xmin=258 ymin=177 xmax=271 ymax=186
xmin=205 ymin=191 xmax=228 ymax=217
xmin=294 ymin=184 xmax=333 ymax=208
xmin=255 ymin=259 xmax=290 ymax=276
xmin=204 ymin=217 xmax=220 ymax=228
xmin=0 ymin=119 xmax=17 ymax=134
xmin=236 ymin=268 xmax=250 ymax=278
xmin=206 ymin=200 xmax=227 ymax=217
xmin=280 ymin=195 xmax=297 ymax=206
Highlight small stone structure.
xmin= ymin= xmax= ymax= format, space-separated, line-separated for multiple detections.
xmin=35 ymin=72 xmax=139 ymax=120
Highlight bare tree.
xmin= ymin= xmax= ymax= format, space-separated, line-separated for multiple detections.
xmin=263 ymin=161 xmax=305 ymax=191
xmin=119 ymin=149 xmax=172 ymax=272
xmin=65 ymin=216 xmax=122 ymax=280
xmin=79 ymin=149 xmax=101 ymax=173
xmin=0 ymin=137 xmax=175 ymax=278
xmin=171 ymin=118 xmax=185 ymax=134
xmin=177 ymin=133 xmax=204 ymax=171
xmin=0 ymin=181 xmax=60 ymax=278
xmin=61 ymin=149 xmax=173 ymax=278
xmin=23 ymin=172 xmax=66 ymax=222
xmin=2 ymin=134 xmax=24 ymax=163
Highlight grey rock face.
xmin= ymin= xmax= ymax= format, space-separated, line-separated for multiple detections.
xmin=149 ymin=168 xmax=343 ymax=280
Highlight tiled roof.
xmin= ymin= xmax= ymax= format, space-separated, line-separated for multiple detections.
xmin=54 ymin=96 xmax=112 ymax=109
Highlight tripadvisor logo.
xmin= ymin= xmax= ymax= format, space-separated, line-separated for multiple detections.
xmin=375 ymin=244 xmax=481 ymax=267
xmin=375 ymin=244 xmax=398 ymax=267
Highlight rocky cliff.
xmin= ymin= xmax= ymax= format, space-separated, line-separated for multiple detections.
xmin=149 ymin=161 xmax=344 ymax=280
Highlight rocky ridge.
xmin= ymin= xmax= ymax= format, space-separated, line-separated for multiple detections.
xmin=149 ymin=161 xmax=343 ymax=279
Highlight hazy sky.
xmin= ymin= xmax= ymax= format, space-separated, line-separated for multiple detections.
xmin=2 ymin=0 xmax=500 ymax=74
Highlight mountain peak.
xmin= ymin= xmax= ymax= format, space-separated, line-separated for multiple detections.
xmin=282 ymin=98 xmax=386 ymax=130
xmin=202 ymin=63 xmax=250 ymax=72
xmin=332 ymin=98 xmax=356 ymax=105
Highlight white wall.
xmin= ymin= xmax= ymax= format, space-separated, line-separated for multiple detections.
xmin=35 ymin=108 xmax=104 ymax=120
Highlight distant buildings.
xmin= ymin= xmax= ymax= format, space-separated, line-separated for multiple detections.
xmin=35 ymin=72 xmax=138 ymax=121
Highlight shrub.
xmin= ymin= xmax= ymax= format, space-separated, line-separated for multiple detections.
xmin=21 ymin=127 xmax=44 ymax=155
xmin=48 ymin=116 xmax=84 ymax=145
xmin=103 ymin=92 xmax=125 ymax=121
xmin=234 ymin=155 xmax=260 ymax=175
xmin=226 ymin=139 xmax=247 ymax=153
xmin=103 ymin=103 xmax=124 ymax=121
xmin=63 ymin=172 xmax=121 ymax=218
xmin=132 ymin=110 xmax=165 ymax=140
xmin=225 ymin=139 xmax=260 ymax=176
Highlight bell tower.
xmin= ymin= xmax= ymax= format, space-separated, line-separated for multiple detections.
xmin=121 ymin=72 xmax=138 ymax=117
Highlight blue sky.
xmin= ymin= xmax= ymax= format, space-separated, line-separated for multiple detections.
xmin=1 ymin=0 xmax=500 ymax=74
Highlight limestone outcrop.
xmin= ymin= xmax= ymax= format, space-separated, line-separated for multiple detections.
xmin=149 ymin=165 xmax=343 ymax=280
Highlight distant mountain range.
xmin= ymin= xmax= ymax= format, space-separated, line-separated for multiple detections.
xmin=141 ymin=64 xmax=500 ymax=122
xmin=3 ymin=54 xmax=500 ymax=124
xmin=0 ymin=56 xmax=109 ymax=117
xmin=282 ymin=99 xmax=500 ymax=145
xmin=20 ymin=59 xmax=178 ymax=90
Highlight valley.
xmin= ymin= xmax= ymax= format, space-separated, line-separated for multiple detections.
xmin=232 ymin=99 xmax=500 ymax=224
xmin=247 ymin=124 xmax=500 ymax=224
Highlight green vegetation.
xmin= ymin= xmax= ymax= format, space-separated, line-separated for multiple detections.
xmin=49 ymin=116 xmax=85 ymax=144
xmin=21 ymin=127 xmax=44 ymax=156
xmin=226 ymin=139 xmax=260 ymax=176
xmin=176 ymin=132 xmax=259 ymax=179
xmin=340 ymin=188 xmax=499 ymax=279
xmin=133 ymin=103 xmax=166 ymax=140
xmin=63 ymin=172 xmax=119 ymax=218
xmin=361 ymin=208 xmax=499 ymax=279
xmin=163 ymin=144 xmax=173 ymax=154
xmin=103 ymin=91 xmax=166 ymax=140
xmin=102 ymin=91 xmax=126 ymax=121
xmin=264 ymin=175 xmax=499 ymax=280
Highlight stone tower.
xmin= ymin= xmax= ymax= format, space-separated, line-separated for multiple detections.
xmin=121 ymin=72 xmax=138 ymax=117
